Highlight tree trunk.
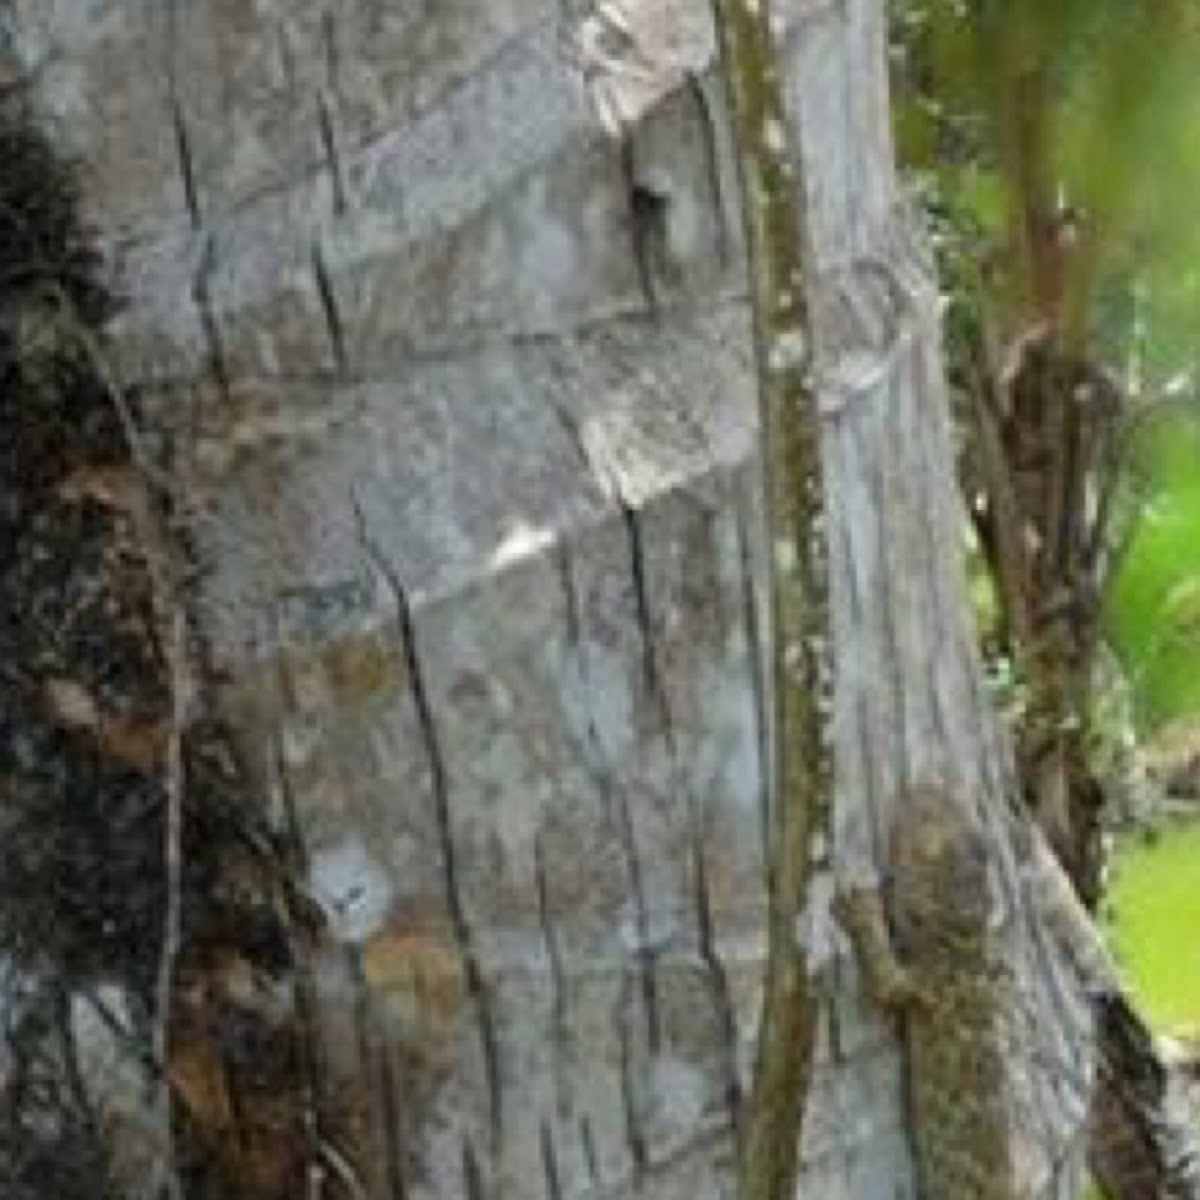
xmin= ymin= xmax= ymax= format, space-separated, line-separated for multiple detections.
xmin=961 ymin=63 xmax=1200 ymax=1183
xmin=2 ymin=2 xmax=1103 ymax=1198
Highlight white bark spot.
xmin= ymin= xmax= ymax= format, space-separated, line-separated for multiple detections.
xmin=783 ymin=641 xmax=804 ymax=672
xmin=773 ymin=538 xmax=798 ymax=574
xmin=764 ymin=116 xmax=787 ymax=156
xmin=768 ymin=328 xmax=806 ymax=372
xmin=310 ymin=838 xmax=394 ymax=942
xmin=489 ymin=519 xmax=555 ymax=571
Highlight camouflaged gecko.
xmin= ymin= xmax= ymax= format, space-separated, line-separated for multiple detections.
xmin=834 ymin=783 xmax=1015 ymax=1200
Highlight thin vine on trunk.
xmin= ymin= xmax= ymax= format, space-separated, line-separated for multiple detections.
xmin=709 ymin=6 xmax=832 ymax=1200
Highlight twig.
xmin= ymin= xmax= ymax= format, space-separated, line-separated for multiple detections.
xmin=151 ymin=607 xmax=191 ymax=1200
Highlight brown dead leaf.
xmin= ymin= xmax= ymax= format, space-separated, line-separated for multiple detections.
xmin=362 ymin=925 xmax=460 ymax=1049
xmin=42 ymin=679 xmax=172 ymax=773
xmin=96 ymin=712 xmax=172 ymax=774
xmin=55 ymin=462 xmax=146 ymax=514
xmin=43 ymin=677 xmax=101 ymax=730
xmin=169 ymin=1035 xmax=235 ymax=1147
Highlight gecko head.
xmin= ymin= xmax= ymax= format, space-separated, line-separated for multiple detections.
xmin=939 ymin=829 xmax=992 ymax=916
xmin=894 ymin=782 xmax=994 ymax=932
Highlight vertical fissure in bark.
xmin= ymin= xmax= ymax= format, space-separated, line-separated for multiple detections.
xmin=621 ymin=500 xmax=670 ymax=725
xmin=733 ymin=495 xmax=772 ymax=867
xmin=168 ymin=90 xmax=202 ymax=228
xmin=616 ymin=970 xmax=651 ymax=1181
xmin=623 ymin=490 xmax=742 ymax=1117
xmin=612 ymin=769 xmax=662 ymax=1057
xmin=315 ymin=88 xmax=350 ymax=217
xmin=688 ymin=807 xmax=746 ymax=1150
xmin=353 ymin=511 xmax=504 ymax=1153
xmin=686 ymin=71 xmax=732 ymax=267
xmin=579 ymin=1114 xmax=601 ymax=1186
xmin=310 ymin=238 xmax=349 ymax=374
xmin=533 ymin=830 xmax=572 ymax=1103
xmin=540 ymin=1119 xmax=565 ymax=1200
xmin=553 ymin=532 xmax=663 ymax=1057
xmin=376 ymin=1040 xmax=411 ymax=1200
xmin=619 ymin=139 xmax=665 ymax=317
xmin=461 ymin=1136 xmax=487 ymax=1200
xmin=190 ymin=233 xmax=232 ymax=402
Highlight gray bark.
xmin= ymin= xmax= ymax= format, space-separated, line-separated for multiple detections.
xmin=2 ymin=1 xmax=1100 ymax=1197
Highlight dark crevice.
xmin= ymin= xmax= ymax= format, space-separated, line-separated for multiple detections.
xmin=555 ymin=536 xmax=659 ymax=1051
xmin=352 ymin=507 xmax=504 ymax=1153
xmin=619 ymin=499 xmax=672 ymax=1054
xmin=311 ymin=238 xmax=348 ymax=373
xmin=620 ymin=499 xmax=669 ymax=737
xmin=168 ymin=91 xmax=201 ymax=228
xmin=190 ymin=233 xmax=231 ymax=403
xmin=377 ymin=1042 xmax=410 ymax=1200
xmin=540 ymin=1120 xmax=564 ymax=1200
xmin=619 ymin=140 xmax=663 ymax=317
xmin=579 ymin=1115 xmax=600 ymax=1186
xmin=613 ymin=781 xmax=661 ymax=1057
xmin=689 ymin=813 xmax=744 ymax=1149
xmin=616 ymin=974 xmax=648 ymax=1183
xmin=322 ymin=11 xmax=342 ymax=98
xmin=534 ymin=831 xmax=571 ymax=1103
xmin=554 ymin=543 xmax=582 ymax=651
xmin=462 ymin=1136 xmax=486 ymax=1200
xmin=315 ymin=89 xmax=349 ymax=217
xmin=686 ymin=71 xmax=730 ymax=266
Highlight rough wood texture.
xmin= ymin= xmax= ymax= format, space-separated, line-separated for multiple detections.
xmin=2 ymin=2 xmax=1097 ymax=1198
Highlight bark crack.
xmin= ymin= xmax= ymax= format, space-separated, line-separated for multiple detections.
xmin=616 ymin=970 xmax=650 ymax=1182
xmin=534 ymin=829 xmax=572 ymax=1106
xmin=353 ymin=505 xmax=504 ymax=1153
xmin=316 ymin=88 xmax=349 ymax=217
xmin=540 ymin=1120 xmax=565 ymax=1200
xmin=168 ymin=90 xmax=201 ymax=228
xmin=462 ymin=1136 xmax=487 ymax=1200
xmin=686 ymin=71 xmax=730 ymax=267
xmin=556 ymin=537 xmax=661 ymax=1054
xmin=190 ymin=233 xmax=232 ymax=403
xmin=580 ymin=1115 xmax=601 ymax=1185
xmin=689 ymin=810 xmax=745 ymax=1148
xmin=311 ymin=238 xmax=349 ymax=374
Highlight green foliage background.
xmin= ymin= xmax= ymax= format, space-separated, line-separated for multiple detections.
xmin=893 ymin=0 xmax=1200 ymax=735
xmin=1107 ymin=410 xmax=1200 ymax=731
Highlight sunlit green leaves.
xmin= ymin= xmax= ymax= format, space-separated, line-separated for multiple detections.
xmin=1108 ymin=409 xmax=1200 ymax=729
xmin=895 ymin=0 xmax=1200 ymax=730
xmin=895 ymin=0 xmax=1200 ymax=369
